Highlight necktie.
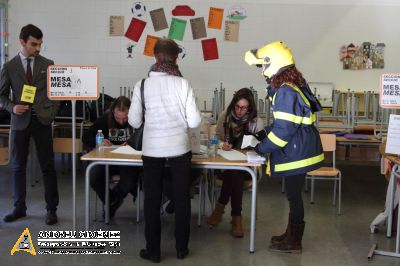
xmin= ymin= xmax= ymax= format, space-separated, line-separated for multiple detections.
xmin=26 ymin=58 xmax=32 ymax=85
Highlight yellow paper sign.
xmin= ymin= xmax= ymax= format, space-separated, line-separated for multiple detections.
xmin=208 ymin=7 xmax=224 ymax=29
xmin=21 ymin=85 xmax=37 ymax=103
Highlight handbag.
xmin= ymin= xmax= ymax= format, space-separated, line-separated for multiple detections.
xmin=127 ymin=79 xmax=146 ymax=150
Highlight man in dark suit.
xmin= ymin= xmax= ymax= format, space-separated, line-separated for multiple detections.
xmin=0 ymin=24 xmax=59 ymax=225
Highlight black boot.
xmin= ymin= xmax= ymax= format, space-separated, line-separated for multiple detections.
xmin=269 ymin=222 xmax=305 ymax=254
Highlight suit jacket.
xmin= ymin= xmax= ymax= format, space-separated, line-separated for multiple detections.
xmin=0 ymin=54 xmax=59 ymax=130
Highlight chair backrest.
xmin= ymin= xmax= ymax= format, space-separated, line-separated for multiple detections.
xmin=320 ymin=134 xmax=336 ymax=152
xmin=320 ymin=134 xmax=336 ymax=168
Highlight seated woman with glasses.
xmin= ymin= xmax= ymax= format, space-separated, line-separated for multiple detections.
xmin=207 ymin=88 xmax=264 ymax=237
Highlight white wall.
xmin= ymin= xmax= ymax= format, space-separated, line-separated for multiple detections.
xmin=7 ymin=0 xmax=400 ymax=107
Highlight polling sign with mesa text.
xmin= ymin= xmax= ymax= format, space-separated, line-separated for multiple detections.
xmin=380 ymin=73 xmax=400 ymax=108
xmin=47 ymin=66 xmax=99 ymax=100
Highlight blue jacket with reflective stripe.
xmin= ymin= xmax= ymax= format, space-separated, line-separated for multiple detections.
xmin=256 ymin=83 xmax=324 ymax=177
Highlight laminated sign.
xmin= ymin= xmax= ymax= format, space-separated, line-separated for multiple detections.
xmin=380 ymin=73 xmax=400 ymax=108
xmin=21 ymin=85 xmax=36 ymax=103
xmin=47 ymin=66 xmax=99 ymax=100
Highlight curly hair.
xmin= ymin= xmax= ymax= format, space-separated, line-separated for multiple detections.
xmin=271 ymin=66 xmax=306 ymax=89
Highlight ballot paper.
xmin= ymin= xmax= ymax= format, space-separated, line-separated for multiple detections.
xmin=217 ymin=149 xmax=246 ymax=161
xmin=111 ymin=145 xmax=142 ymax=155
xmin=241 ymin=134 xmax=260 ymax=149
xmin=246 ymin=151 xmax=265 ymax=163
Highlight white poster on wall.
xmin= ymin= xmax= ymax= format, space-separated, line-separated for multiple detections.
xmin=380 ymin=73 xmax=400 ymax=108
xmin=47 ymin=66 xmax=99 ymax=100
xmin=385 ymin=114 xmax=400 ymax=155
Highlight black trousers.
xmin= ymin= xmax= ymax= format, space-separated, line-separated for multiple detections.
xmin=10 ymin=116 xmax=59 ymax=211
xmin=284 ymin=173 xmax=306 ymax=224
xmin=218 ymin=170 xmax=250 ymax=216
xmin=89 ymin=164 xmax=139 ymax=204
xmin=142 ymin=151 xmax=192 ymax=255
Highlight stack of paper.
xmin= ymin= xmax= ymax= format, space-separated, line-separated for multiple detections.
xmin=246 ymin=151 xmax=265 ymax=163
xmin=241 ymin=135 xmax=260 ymax=149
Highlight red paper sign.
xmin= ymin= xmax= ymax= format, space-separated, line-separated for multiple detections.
xmin=201 ymin=38 xmax=219 ymax=61
xmin=125 ymin=17 xmax=147 ymax=42
xmin=172 ymin=5 xmax=195 ymax=16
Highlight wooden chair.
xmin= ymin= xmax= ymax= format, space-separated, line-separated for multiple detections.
xmin=306 ymin=134 xmax=342 ymax=215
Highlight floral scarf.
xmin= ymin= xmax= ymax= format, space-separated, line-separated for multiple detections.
xmin=149 ymin=62 xmax=183 ymax=77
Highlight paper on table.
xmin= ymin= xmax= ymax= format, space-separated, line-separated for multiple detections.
xmin=246 ymin=151 xmax=265 ymax=163
xmin=217 ymin=149 xmax=246 ymax=161
xmin=102 ymin=145 xmax=120 ymax=149
xmin=241 ymin=134 xmax=260 ymax=149
xmin=111 ymin=145 xmax=142 ymax=155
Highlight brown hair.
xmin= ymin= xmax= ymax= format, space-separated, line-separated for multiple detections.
xmin=271 ymin=66 xmax=305 ymax=90
xmin=226 ymin=88 xmax=258 ymax=122
xmin=153 ymin=38 xmax=180 ymax=64
xmin=107 ymin=96 xmax=132 ymax=129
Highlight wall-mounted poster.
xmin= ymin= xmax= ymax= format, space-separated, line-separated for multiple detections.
xmin=224 ymin=20 xmax=239 ymax=42
xmin=168 ymin=18 xmax=187 ymax=41
xmin=190 ymin=17 xmax=207 ymax=40
xmin=340 ymin=42 xmax=385 ymax=70
xmin=125 ymin=17 xmax=146 ymax=42
xmin=150 ymin=8 xmax=168 ymax=31
xmin=208 ymin=7 xmax=224 ymax=29
xmin=109 ymin=16 xmax=124 ymax=36
xmin=227 ymin=6 xmax=247 ymax=20
xmin=131 ymin=2 xmax=146 ymax=18
xmin=144 ymin=35 xmax=160 ymax=57
xmin=201 ymin=38 xmax=219 ymax=61
xmin=172 ymin=5 xmax=195 ymax=16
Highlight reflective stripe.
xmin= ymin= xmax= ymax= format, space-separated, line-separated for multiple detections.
xmin=274 ymin=153 xmax=324 ymax=172
xmin=268 ymin=132 xmax=287 ymax=147
xmin=273 ymin=111 xmax=316 ymax=125
xmin=272 ymin=83 xmax=315 ymax=125
xmin=283 ymin=82 xmax=310 ymax=107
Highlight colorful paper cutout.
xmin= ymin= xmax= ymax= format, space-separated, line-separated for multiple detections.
xmin=144 ymin=35 xmax=160 ymax=57
xmin=178 ymin=45 xmax=186 ymax=60
xmin=201 ymin=38 xmax=219 ymax=61
xmin=227 ymin=6 xmax=247 ymax=20
xmin=109 ymin=16 xmax=124 ymax=36
xmin=168 ymin=18 xmax=187 ymax=41
xmin=172 ymin=5 xmax=195 ymax=16
xmin=190 ymin=17 xmax=207 ymax=40
xmin=125 ymin=17 xmax=146 ymax=42
xmin=224 ymin=20 xmax=239 ymax=42
xmin=150 ymin=8 xmax=168 ymax=31
xmin=132 ymin=2 xmax=146 ymax=18
xmin=126 ymin=42 xmax=135 ymax=58
xmin=208 ymin=7 xmax=224 ymax=29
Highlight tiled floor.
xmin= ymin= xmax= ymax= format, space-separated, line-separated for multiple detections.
xmin=0 ymin=151 xmax=398 ymax=265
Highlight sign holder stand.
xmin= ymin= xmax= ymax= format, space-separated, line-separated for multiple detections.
xmin=48 ymin=65 xmax=99 ymax=231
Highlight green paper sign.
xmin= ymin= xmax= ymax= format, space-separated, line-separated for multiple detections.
xmin=168 ymin=18 xmax=187 ymax=41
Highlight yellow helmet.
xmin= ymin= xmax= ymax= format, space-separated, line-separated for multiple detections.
xmin=244 ymin=41 xmax=295 ymax=79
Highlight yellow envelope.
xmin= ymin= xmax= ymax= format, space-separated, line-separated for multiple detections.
xmin=21 ymin=85 xmax=37 ymax=103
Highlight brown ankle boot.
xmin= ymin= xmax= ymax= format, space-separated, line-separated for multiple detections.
xmin=231 ymin=216 xmax=244 ymax=238
xmin=271 ymin=221 xmax=291 ymax=244
xmin=207 ymin=202 xmax=225 ymax=226
xmin=269 ymin=223 xmax=305 ymax=253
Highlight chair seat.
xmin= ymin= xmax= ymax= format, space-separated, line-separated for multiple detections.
xmin=307 ymin=167 xmax=340 ymax=177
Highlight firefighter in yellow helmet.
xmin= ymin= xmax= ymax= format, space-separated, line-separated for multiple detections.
xmin=245 ymin=41 xmax=324 ymax=253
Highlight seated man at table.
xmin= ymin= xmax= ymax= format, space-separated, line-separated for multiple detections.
xmin=82 ymin=96 xmax=139 ymax=218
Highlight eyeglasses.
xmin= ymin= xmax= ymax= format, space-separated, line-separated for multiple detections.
xmin=235 ymin=104 xmax=249 ymax=111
